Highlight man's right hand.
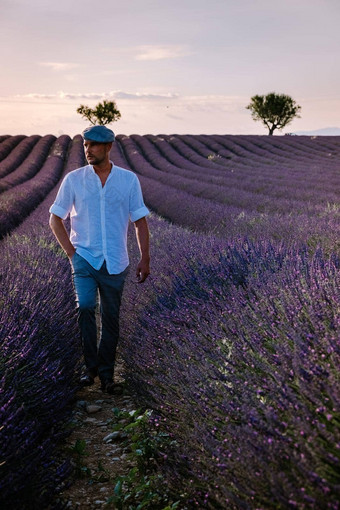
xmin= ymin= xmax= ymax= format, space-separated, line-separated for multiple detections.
xmin=49 ymin=213 xmax=76 ymax=260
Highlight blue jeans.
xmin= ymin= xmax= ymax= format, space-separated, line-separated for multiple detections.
xmin=71 ymin=252 xmax=128 ymax=382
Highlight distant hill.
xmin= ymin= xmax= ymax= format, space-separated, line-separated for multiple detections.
xmin=293 ymin=127 xmax=340 ymax=136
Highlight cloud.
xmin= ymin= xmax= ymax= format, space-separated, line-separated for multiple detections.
xmin=16 ymin=93 xmax=57 ymax=100
xmin=294 ymin=127 xmax=340 ymax=136
xmin=60 ymin=92 xmax=103 ymax=100
xmin=112 ymin=91 xmax=179 ymax=101
xmin=9 ymin=91 xmax=103 ymax=101
xmin=9 ymin=90 xmax=179 ymax=102
xmin=40 ymin=62 xmax=80 ymax=71
xmin=2 ymin=91 xmax=249 ymax=121
xmin=161 ymin=95 xmax=247 ymax=115
xmin=134 ymin=45 xmax=192 ymax=61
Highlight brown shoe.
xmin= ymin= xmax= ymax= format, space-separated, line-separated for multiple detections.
xmin=101 ymin=379 xmax=115 ymax=394
xmin=80 ymin=374 xmax=94 ymax=386
xmin=80 ymin=368 xmax=97 ymax=386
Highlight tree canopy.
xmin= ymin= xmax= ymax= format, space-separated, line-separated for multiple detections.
xmin=246 ymin=93 xmax=301 ymax=135
xmin=76 ymin=99 xmax=121 ymax=126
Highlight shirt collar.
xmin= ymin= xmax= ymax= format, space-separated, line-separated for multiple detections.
xmin=88 ymin=161 xmax=115 ymax=174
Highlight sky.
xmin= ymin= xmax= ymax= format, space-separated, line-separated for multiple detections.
xmin=0 ymin=0 xmax=339 ymax=136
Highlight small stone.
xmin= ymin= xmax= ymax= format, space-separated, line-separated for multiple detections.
xmin=110 ymin=444 xmax=121 ymax=451
xmin=86 ymin=404 xmax=102 ymax=414
xmin=76 ymin=400 xmax=87 ymax=409
xmin=103 ymin=431 xmax=121 ymax=442
xmin=83 ymin=417 xmax=99 ymax=424
xmin=120 ymin=419 xmax=130 ymax=426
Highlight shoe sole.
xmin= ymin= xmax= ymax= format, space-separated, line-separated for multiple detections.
xmin=100 ymin=382 xmax=124 ymax=395
xmin=80 ymin=377 xmax=95 ymax=386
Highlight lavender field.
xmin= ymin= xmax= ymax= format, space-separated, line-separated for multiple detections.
xmin=0 ymin=133 xmax=339 ymax=509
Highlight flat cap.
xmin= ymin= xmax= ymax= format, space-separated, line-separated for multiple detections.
xmin=82 ymin=125 xmax=115 ymax=143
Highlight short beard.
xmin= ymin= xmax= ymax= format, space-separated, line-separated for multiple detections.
xmin=87 ymin=155 xmax=105 ymax=165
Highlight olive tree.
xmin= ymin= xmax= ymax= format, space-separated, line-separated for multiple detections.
xmin=246 ymin=93 xmax=301 ymax=135
xmin=76 ymin=99 xmax=121 ymax=126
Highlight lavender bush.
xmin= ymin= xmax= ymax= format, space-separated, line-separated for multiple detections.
xmin=0 ymin=135 xmax=55 ymax=192
xmin=0 ymin=133 xmax=339 ymax=509
xmin=178 ymin=134 xmax=339 ymax=199
xmin=0 ymin=135 xmax=41 ymax=179
xmin=0 ymin=135 xmax=70 ymax=239
xmin=0 ymin=234 xmax=80 ymax=509
xmin=121 ymin=214 xmax=340 ymax=509
xmin=113 ymin=135 xmax=340 ymax=254
xmin=0 ymin=135 xmax=26 ymax=163
xmin=0 ymin=135 xmax=85 ymax=509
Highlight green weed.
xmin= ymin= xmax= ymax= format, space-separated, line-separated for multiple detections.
xmin=106 ymin=409 xmax=184 ymax=509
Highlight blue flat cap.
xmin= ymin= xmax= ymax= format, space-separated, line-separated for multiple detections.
xmin=82 ymin=125 xmax=115 ymax=142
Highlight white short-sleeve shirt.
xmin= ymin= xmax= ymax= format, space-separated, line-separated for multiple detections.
xmin=49 ymin=162 xmax=149 ymax=274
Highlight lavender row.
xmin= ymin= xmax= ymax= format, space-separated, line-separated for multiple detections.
xmin=114 ymin=135 xmax=340 ymax=251
xmin=143 ymin=133 xmax=222 ymax=173
xmin=0 ymin=135 xmax=56 ymax=192
xmin=119 ymin=135 xmax=293 ymax=215
xmin=129 ymin=135 xmax=339 ymax=209
xmin=175 ymin=134 xmax=340 ymax=188
xmin=0 ymin=135 xmax=71 ymax=239
xmin=109 ymin=136 xmax=131 ymax=168
xmin=133 ymin=134 xmax=340 ymax=199
xmin=146 ymin=169 xmax=340 ymax=255
xmin=0 ymin=136 xmax=85 ymax=509
xmin=121 ymin=213 xmax=340 ymax=509
xmin=115 ymin=138 xmax=340 ymax=252
xmin=0 ymin=135 xmax=41 ymax=179
xmin=213 ymin=134 xmax=335 ymax=165
xmin=176 ymin=134 xmax=340 ymax=188
xmin=14 ymin=135 xmax=85 ymax=232
xmin=119 ymin=134 xmax=230 ymax=200
xmin=0 ymin=135 xmax=28 ymax=166
xmin=161 ymin=133 xmax=311 ymax=189
xmin=177 ymin=133 xmax=302 ymax=183
xmin=246 ymin=134 xmax=340 ymax=161
xmin=0 ymin=135 xmax=26 ymax=160
xmin=0 ymin=236 xmax=80 ymax=509
xmin=115 ymin=159 xmax=252 ymax=236
xmin=131 ymin=133 xmax=234 ymax=185
xmin=209 ymin=134 xmax=340 ymax=167
xmin=210 ymin=134 xmax=340 ymax=185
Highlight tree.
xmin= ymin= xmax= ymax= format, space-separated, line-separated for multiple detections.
xmin=246 ymin=93 xmax=301 ymax=135
xmin=76 ymin=99 xmax=121 ymax=126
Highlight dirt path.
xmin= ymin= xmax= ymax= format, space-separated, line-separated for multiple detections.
xmin=60 ymin=360 xmax=137 ymax=509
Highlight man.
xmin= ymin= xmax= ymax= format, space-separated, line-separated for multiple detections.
xmin=49 ymin=125 xmax=150 ymax=394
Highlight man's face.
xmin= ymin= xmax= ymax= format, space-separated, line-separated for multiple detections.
xmin=83 ymin=140 xmax=111 ymax=166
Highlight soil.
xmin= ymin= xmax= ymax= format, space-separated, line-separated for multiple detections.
xmin=60 ymin=359 xmax=137 ymax=509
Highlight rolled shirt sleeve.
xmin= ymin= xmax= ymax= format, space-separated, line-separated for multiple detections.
xmin=129 ymin=175 xmax=150 ymax=222
xmin=49 ymin=174 xmax=75 ymax=220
